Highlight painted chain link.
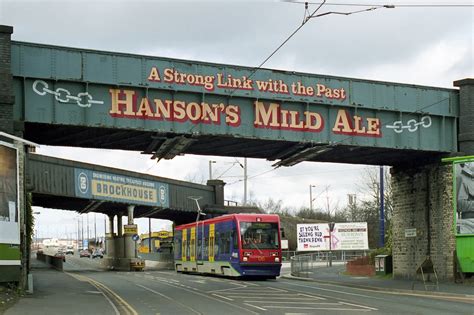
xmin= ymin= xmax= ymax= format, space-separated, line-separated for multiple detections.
xmin=32 ymin=80 xmax=104 ymax=108
xmin=385 ymin=116 xmax=432 ymax=133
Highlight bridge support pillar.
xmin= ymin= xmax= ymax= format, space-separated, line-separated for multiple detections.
xmin=124 ymin=206 xmax=136 ymax=260
xmin=207 ymin=179 xmax=225 ymax=206
xmin=105 ymin=215 xmax=115 ymax=258
xmin=455 ymin=78 xmax=474 ymax=155
xmin=391 ymin=163 xmax=454 ymax=280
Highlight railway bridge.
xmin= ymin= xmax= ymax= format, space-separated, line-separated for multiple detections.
xmin=0 ymin=25 xmax=473 ymax=285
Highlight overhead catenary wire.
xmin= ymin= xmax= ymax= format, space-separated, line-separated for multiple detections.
xmin=285 ymin=1 xmax=474 ymax=8
xmin=228 ymin=1 xmax=396 ymax=99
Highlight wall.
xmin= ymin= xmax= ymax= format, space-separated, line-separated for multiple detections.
xmin=391 ymin=164 xmax=454 ymax=280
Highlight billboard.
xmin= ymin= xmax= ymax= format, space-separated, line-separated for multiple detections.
xmin=297 ymin=222 xmax=368 ymax=251
xmin=74 ymin=168 xmax=169 ymax=207
xmin=0 ymin=143 xmax=20 ymax=244
xmin=455 ymin=162 xmax=474 ymax=235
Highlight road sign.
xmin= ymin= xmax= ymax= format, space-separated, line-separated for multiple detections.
xmin=132 ymin=234 xmax=140 ymax=241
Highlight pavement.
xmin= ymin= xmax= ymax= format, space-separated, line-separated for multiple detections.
xmin=4 ymin=257 xmax=115 ymax=315
xmin=280 ymin=261 xmax=474 ymax=299
xmin=4 ymin=258 xmax=473 ymax=315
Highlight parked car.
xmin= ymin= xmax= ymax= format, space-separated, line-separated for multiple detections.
xmin=65 ymin=246 xmax=74 ymax=255
xmin=54 ymin=250 xmax=66 ymax=262
xmin=79 ymin=249 xmax=90 ymax=258
xmin=91 ymin=249 xmax=103 ymax=259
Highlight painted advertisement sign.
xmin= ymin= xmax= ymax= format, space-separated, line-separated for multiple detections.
xmin=74 ymin=168 xmax=169 ymax=207
xmin=455 ymin=161 xmax=474 ymax=235
xmin=0 ymin=143 xmax=20 ymax=245
xmin=15 ymin=40 xmax=457 ymax=154
xmin=297 ymin=222 xmax=368 ymax=251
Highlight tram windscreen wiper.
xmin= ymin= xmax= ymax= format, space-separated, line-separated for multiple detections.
xmin=250 ymin=239 xmax=263 ymax=254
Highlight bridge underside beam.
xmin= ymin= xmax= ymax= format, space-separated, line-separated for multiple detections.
xmin=31 ymin=193 xmax=226 ymax=225
xmin=23 ymin=122 xmax=446 ymax=167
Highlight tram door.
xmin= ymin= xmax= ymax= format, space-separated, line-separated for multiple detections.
xmin=209 ymin=224 xmax=215 ymax=262
xmin=197 ymin=222 xmax=204 ymax=265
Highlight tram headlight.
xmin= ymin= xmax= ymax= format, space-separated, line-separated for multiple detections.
xmin=275 ymin=257 xmax=280 ymax=262
xmin=243 ymin=257 xmax=248 ymax=262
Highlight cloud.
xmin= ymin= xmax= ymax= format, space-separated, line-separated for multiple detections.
xmin=4 ymin=0 xmax=471 ymax=238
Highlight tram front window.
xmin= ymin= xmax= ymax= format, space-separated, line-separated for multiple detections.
xmin=240 ymin=222 xmax=279 ymax=249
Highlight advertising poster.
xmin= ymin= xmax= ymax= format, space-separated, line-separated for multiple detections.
xmin=0 ymin=143 xmax=20 ymax=244
xmin=297 ymin=222 xmax=368 ymax=251
xmin=455 ymin=162 xmax=474 ymax=234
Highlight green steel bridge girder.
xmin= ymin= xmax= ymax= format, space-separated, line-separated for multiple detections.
xmin=11 ymin=41 xmax=460 ymax=166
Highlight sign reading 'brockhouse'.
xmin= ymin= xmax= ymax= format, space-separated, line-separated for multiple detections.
xmin=74 ymin=168 xmax=169 ymax=207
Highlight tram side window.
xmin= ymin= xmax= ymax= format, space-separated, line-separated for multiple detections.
xmin=232 ymin=230 xmax=238 ymax=250
xmin=220 ymin=231 xmax=231 ymax=255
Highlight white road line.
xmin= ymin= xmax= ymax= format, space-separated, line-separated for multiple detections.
xmin=266 ymin=286 xmax=288 ymax=292
xmin=212 ymin=294 xmax=234 ymax=301
xmin=206 ymin=286 xmax=252 ymax=293
xmin=262 ymin=306 xmax=371 ymax=311
xmin=222 ymin=293 xmax=291 ymax=296
xmin=245 ymin=301 xmax=340 ymax=305
xmin=297 ymin=293 xmax=326 ymax=300
xmin=132 ymin=275 xmax=259 ymax=314
xmin=339 ymin=301 xmax=378 ymax=311
xmin=135 ymin=284 xmax=201 ymax=315
xmin=225 ymin=297 xmax=324 ymax=300
xmin=243 ymin=303 xmax=267 ymax=311
xmin=282 ymin=281 xmax=386 ymax=300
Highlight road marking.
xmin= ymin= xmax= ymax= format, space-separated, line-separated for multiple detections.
xmin=136 ymin=284 xmax=202 ymax=315
xmin=212 ymin=293 xmax=234 ymax=301
xmin=123 ymin=273 xmax=259 ymax=314
xmin=282 ymin=281 xmax=386 ymax=300
xmin=65 ymin=272 xmax=138 ymax=315
xmin=245 ymin=301 xmax=340 ymax=305
xmin=227 ymin=295 xmax=324 ymax=301
xmin=340 ymin=301 xmax=378 ymax=311
xmin=263 ymin=306 xmax=371 ymax=311
xmin=243 ymin=303 xmax=267 ymax=311
xmin=224 ymin=293 xmax=291 ymax=296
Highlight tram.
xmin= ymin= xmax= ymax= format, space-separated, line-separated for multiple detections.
xmin=174 ymin=213 xmax=282 ymax=278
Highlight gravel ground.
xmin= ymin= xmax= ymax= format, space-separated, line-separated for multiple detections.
xmin=0 ymin=285 xmax=19 ymax=315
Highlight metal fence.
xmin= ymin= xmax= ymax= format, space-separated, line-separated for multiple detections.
xmin=289 ymin=251 xmax=369 ymax=277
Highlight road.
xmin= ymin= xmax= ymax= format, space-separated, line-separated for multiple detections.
xmin=7 ymin=254 xmax=474 ymax=315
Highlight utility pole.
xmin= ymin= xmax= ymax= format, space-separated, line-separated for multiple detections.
xmin=149 ymin=217 xmax=152 ymax=253
xmin=379 ymin=166 xmax=385 ymax=247
xmin=309 ymin=185 xmax=316 ymax=211
xmin=94 ymin=213 xmax=97 ymax=245
xmin=208 ymin=160 xmax=216 ymax=180
xmin=81 ymin=215 xmax=84 ymax=250
xmin=243 ymin=158 xmax=248 ymax=205
xmin=325 ymin=186 xmax=331 ymax=219
xmin=87 ymin=213 xmax=90 ymax=246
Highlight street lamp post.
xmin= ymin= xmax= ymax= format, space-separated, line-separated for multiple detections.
xmin=309 ymin=185 xmax=316 ymax=211
xmin=328 ymin=222 xmax=335 ymax=267
xmin=208 ymin=160 xmax=216 ymax=180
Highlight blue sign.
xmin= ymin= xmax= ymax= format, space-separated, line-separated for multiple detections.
xmin=132 ymin=234 xmax=140 ymax=242
xmin=82 ymin=239 xmax=89 ymax=249
xmin=74 ymin=168 xmax=169 ymax=207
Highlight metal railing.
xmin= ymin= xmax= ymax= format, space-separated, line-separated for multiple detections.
xmin=290 ymin=250 xmax=369 ymax=277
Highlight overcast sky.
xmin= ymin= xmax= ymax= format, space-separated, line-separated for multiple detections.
xmin=1 ymin=0 xmax=472 ymax=239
